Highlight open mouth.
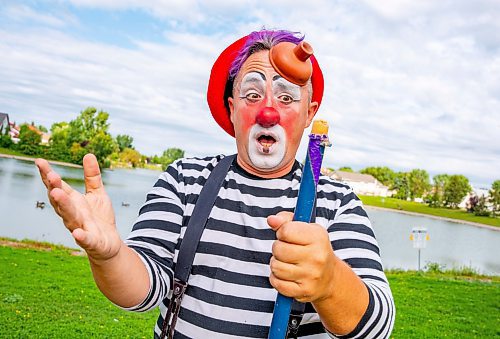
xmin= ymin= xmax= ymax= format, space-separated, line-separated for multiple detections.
xmin=256 ymin=132 xmax=278 ymax=154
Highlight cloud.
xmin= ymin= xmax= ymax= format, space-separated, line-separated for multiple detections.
xmin=2 ymin=3 xmax=76 ymax=27
xmin=0 ymin=1 xmax=499 ymax=187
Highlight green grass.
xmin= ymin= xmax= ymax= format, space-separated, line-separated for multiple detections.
xmin=1 ymin=239 xmax=499 ymax=338
xmin=0 ymin=241 xmax=157 ymax=338
xmin=0 ymin=147 xmax=28 ymax=157
xmin=359 ymin=195 xmax=500 ymax=227
xmin=387 ymin=270 xmax=500 ymax=338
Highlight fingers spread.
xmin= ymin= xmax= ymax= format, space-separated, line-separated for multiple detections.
xmin=83 ymin=153 xmax=104 ymax=193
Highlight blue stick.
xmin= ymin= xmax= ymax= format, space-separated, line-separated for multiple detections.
xmin=268 ymin=133 xmax=328 ymax=339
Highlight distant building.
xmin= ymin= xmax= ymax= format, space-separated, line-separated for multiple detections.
xmin=0 ymin=112 xmax=9 ymax=132
xmin=328 ymin=170 xmax=394 ymax=197
xmin=27 ymin=124 xmax=51 ymax=145
xmin=9 ymin=122 xmax=20 ymax=141
xmin=459 ymin=187 xmax=491 ymax=210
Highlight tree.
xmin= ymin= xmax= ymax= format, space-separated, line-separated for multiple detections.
xmin=408 ymin=169 xmax=431 ymax=199
xmin=489 ymin=180 xmax=500 ymax=216
xmin=86 ymin=130 xmax=118 ymax=167
xmin=393 ymin=172 xmax=410 ymax=200
xmin=473 ymin=195 xmax=491 ymax=217
xmin=360 ymin=166 xmax=396 ymax=187
xmin=67 ymin=107 xmax=110 ymax=146
xmin=443 ymin=175 xmax=471 ymax=208
xmin=338 ymin=166 xmax=354 ymax=173
xmin=48 ymin=122 xmax=71 ymax=162
xmin=44 ymin=107 xmax=117 ymax=167
xmin=428 ymin=174 xmax=450 ymax=207
xmin=119 ymin=148 xmax=142 ymax=167
xmin=116 ymin=134 xmax=134 ymax=152
xmin=153 ymin=148 xmax=185 ymax=169
xmin=37 ymin=125 xmax=48 ymax=133
xmin=0 ymin=123 xmax=13 ymax=148
xmin=17 ymin=124 xmax=41 ymax=155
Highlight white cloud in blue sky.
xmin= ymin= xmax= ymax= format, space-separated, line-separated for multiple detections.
xmin=0 ymin=0 xmax=499 ymax=187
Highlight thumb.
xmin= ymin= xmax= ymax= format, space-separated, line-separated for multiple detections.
xmin=83 ymin=153 xmax=104 ymax=194
xmin=72 ymin=228 xmax=94 ymax=250
xmin=267 ymin=211 xmax=294 ymax=231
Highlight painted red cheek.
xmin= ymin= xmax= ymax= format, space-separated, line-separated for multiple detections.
xmin=280 ymin=119 xmax=295 ymax=139
xmin=238 ymin=106 xmax=257 ymax=132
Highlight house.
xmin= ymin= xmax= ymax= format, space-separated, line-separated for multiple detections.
xmin=27 ymin=124 xmax=51 ymax=145
xmin=9 ymin=122 xmax=20 ymax=141
xmin=328 ymin=170 xmax=393 ymax=197
xmin=0 ymin=112 xmax=9 ymax=132
xmin=459 ymin=187 xmax=491 ymax=210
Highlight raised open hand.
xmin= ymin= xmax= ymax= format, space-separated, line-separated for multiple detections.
xmin=35 ymin=154 xmax=122 ymax=262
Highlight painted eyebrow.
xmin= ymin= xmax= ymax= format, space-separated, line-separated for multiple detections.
xmin=242 ymin=72 xmax=266 ymax=83
xmin=272 ymin=75 xmax=282 ymax=81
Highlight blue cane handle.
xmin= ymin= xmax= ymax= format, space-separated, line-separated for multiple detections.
xmin=268 ymin=151 xmax=319 ymax=339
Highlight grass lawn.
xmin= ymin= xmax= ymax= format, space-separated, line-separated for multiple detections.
xmin=0 ymin=147 xmax=28 ymax=157
xmin=1 ymin=240 xmax=499 ymax=338
xmin=0 ymin=242 xmax=157 ymax=338
xmin=359 ymin=195 xmax=500 ymax=228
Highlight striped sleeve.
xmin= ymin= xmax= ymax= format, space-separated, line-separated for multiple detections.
xmin=123 ymin=159 xmax=186 ymax=312
xmin=327 ymin=187 xmax=395 ymax=338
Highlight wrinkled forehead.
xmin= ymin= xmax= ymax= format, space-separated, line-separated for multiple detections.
xmin=234 ymin=51 xmax=275 ymax=82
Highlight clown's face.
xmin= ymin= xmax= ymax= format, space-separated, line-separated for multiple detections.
xmin=228 ymin=50 xmax=318 ymax=178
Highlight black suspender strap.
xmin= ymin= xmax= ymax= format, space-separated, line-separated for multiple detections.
xmin=160 ymin=154 xmax=236 ymax=339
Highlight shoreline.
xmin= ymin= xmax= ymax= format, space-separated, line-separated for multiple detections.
xmin=365 ymin=205 xmax=499 ymax=231
xmin=0 ymin=153 xmax=83 ymax=168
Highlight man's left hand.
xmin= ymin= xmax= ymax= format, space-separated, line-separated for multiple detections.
xmin=267 ymin=211 xmax=338 ymax=303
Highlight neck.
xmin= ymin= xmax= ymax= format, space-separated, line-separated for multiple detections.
xmin=236 ymin=156 xmax=295 ymax=179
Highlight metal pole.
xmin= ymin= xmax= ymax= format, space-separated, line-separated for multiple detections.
xmin=418 ymin=248 xmax=421 ymax=271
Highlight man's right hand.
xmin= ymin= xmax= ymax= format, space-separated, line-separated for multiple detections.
xmin=35 ymin=153 xmax=122 ymax=262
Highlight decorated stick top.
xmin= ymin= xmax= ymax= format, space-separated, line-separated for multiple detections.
xmin=269 ymin=41 xmax=314 ymax=86
xmin=311 ymin=119 xmax=329 ymax=135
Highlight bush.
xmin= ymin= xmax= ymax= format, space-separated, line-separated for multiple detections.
xmin=425 ymin=262 xmax=445 ymax=273
xmin=0 ymin=134 xmax=13 ymax=148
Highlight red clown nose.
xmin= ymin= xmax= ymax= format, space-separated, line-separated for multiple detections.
xmin=255 ymin=107 xmax=280 ymax=128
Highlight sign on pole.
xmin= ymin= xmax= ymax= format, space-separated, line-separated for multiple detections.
xmin=410 ymin=227 xmax=429 ymax=270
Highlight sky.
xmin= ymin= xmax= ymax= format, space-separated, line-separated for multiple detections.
xmin=0 ymin=0 xmax=499 ymax=188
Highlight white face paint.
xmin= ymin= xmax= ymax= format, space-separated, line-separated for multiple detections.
xmin=247 ymin=124 xmax=286 ymax=169
xmin=238 ymin=72 xmax=302 ymax=104
xmin=272 ymin=76 xmax=302 ymax=103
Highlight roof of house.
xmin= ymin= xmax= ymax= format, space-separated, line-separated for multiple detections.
xmin=329 ymin=170 xmax=379 ymax=184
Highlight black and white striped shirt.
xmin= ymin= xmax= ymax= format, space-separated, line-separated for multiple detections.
xmin=125 ymin=155 xmax=395 ymax=338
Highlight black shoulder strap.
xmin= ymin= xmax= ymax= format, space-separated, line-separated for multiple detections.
xmin=175 ymin=154 xmax=236 ymax=282
xmin=161 ymin=154 xmax=236 ymax=339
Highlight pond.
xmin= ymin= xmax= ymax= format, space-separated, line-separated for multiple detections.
xmin=1 ymin=157 xmax=499 ymax=275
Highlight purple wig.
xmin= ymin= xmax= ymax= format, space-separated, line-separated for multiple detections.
xmin=228 ymin=29 xmax=304 ymax=81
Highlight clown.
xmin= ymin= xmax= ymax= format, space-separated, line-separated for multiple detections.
xmin=36 ymin=29 xmax=394 ymax=338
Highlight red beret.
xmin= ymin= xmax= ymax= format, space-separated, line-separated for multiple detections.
xmin=207 ymin=35 xmax=324 ymax=137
